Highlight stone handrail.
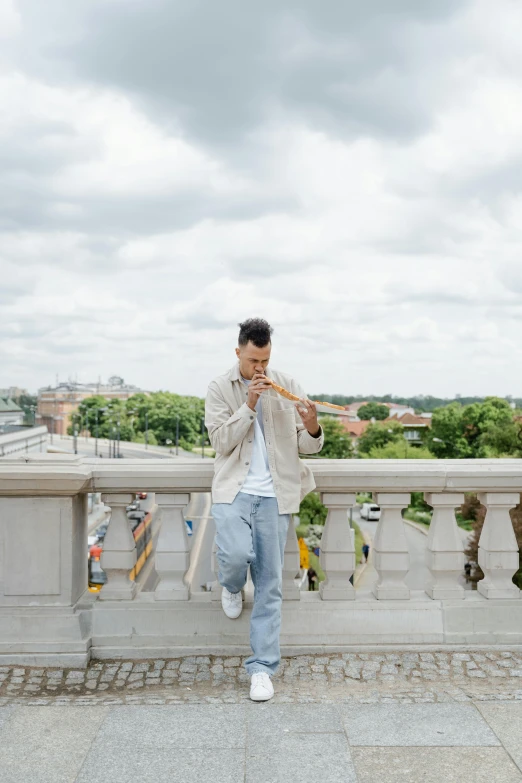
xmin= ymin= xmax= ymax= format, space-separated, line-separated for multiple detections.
xmin=0 ymin=455 xmax=521 ymax=666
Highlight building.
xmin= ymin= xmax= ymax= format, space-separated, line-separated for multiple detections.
xmin=337 ymin=419 xmax=370 ymax=446
xmin=0 ymin=386 xmax=28 ymax=400
xmin=386 ymin=412 xmax=432 ymax=444
xmin=37 ymin=376 xmax=147 ymax=436
xmin=337 ymin=411 xmax=432 ymax=448
xmin=0 ymin=398 xmax=25 ymax=428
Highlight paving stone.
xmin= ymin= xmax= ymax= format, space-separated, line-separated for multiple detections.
xmin=76 ymin=746 xmax=245 ymax=783
xmin=132 ymin=663 xmax=150 ymax=673
xmin=223 ymin=657 xmax=240 ymax=667
xmin=352 ymin=747 xmax=522 ymax=783
xmin=0 ymin=706 xmax=108 ymax=781
xmin=247 ymin=732 xmax=356 ymax=783
xmin=477 ymin=702 xmax=522 ymax=772
xmin=340 ymin=704 xmax=501 ymax=746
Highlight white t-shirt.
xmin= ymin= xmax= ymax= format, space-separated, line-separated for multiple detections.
xmin=239 ymin=375 xmax=276 ymax=497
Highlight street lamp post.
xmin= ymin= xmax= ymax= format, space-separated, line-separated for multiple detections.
xmin=176 ymin=414 xmax=179 ymax=456
xmin=95 ymin=407 xmax=108 ymax=457
xmin=117 ymin=416 xmax=121 ymax=458
xmin=73 ymin=413 xmax=78 ymax=455
xmin=201 ymin=416 xmax=205 ymax=459
xmin=145 ymin=410 xmax=149 ymax=450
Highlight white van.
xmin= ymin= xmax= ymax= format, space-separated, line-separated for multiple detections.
xmin=360 ymin=503 xmax=381 ymax=521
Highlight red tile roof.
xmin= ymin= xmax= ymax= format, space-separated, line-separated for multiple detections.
xmin=385 ymin=413 xmax=431 ymax=427
xmin=338 ymin=420 xmax=370 ymax=438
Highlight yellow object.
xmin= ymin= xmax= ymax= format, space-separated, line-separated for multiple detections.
xmin=298 ymin=537 xmax=309 ymax=570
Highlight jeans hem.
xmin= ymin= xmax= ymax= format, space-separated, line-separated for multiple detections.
xmin=245 ymin=664 xmax=277 ymax=676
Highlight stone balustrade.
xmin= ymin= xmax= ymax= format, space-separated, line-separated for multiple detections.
xmin=0 ymin=455 xmax=521 ymax=666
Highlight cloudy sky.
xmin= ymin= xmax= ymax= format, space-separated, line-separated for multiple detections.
xmin=2 ymin=0 xmax=522 ymax=398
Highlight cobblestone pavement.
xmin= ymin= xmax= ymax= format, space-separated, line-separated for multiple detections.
xmin=2 ymin=651 xmax=522 ymax=706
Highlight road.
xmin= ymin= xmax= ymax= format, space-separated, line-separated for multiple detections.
xmin=355 ymin=507 xmax=472 ymax=591
xmin=54 ymin=434 xmax=213 ymax=461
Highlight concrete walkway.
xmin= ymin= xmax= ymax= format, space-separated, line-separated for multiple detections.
xmin=1 ymin=653 xmax=522 ymax=782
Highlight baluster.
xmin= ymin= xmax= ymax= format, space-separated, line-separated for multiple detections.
xmin=319 ymin=493 xmax=356 ymax=600
xmin=282 ymin=515 xmax=300 ymax=600
xmin=99 ymin=493 xmax=137 ymax=600
xmin=154 ymin=493 xmax=190 ymax=600
xmin=476 ymin=493 xmax=520 ymax=599
xmin=424 ymin=493 xmax=465 ymax=599
xmin=372 ymin=492 xmax=410 ymax=600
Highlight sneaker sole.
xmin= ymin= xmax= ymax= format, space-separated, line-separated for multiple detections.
xmin=250 ymin=689 xmax=274 ymax=702
xmin=222 ymin=607 xmax=243 ymax=619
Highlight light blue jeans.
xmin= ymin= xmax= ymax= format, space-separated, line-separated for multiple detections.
xmin=211 ymin=492 xmax=290 ymax=676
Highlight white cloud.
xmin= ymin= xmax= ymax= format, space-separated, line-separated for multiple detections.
xmin=2 ymin=0 xmax=522 ymax=398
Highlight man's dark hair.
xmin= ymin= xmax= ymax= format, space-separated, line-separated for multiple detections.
xmin=238 ymin=318 xmax=273 ymax=348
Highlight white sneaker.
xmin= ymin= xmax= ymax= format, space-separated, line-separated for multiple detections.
xmin=221 ymin=586 xmax=243 ymax=619
xmin=250 ymin=672 xmax=274 ymax=702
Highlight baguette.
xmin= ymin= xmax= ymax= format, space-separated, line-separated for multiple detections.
xmin=268 ymin=380 xmax=346 ymax=411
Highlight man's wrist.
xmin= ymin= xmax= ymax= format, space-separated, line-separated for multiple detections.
xmin=308 ymin=425 xmax=321 ymax=438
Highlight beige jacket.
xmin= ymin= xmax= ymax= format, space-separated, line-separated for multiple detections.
xmin=205 ymin=362 xmax=324 ymax=514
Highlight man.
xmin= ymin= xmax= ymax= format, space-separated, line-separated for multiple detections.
xmin=205 ymin=317 xmax=324 ymax=701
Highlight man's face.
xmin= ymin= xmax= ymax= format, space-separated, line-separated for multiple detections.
xmin=235 ymin=341 xmax=271 ymax=380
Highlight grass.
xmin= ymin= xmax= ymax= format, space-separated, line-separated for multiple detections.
xmin=353 ymin=520 xmax=365 ymax=565
xmin=403 ymin=507 xmax=475 ymax=531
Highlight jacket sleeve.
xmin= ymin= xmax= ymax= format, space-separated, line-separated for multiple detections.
xmin=290 ymin=378 xmax=325 ymax=455
xmin=205 ymin=380 xmax=256 ymax=457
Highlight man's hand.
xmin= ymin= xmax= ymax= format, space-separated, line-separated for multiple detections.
xmin=247 ymin=372 xmax=272 ymax=411
xmin=295 ymin=398 xmax=321 ymax=436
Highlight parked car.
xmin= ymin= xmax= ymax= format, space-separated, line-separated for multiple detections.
xmin=360 ymin=503 xmax=381 ymax=521
xmin=95 ymin=523 xmax=109 ymax=541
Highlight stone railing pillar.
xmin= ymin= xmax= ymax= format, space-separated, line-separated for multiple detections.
xmin=319 ymin=493 xmax=356 ymax=600
xmin=282 ymin=516 xmax=300 ymax=600
xmin=424 ymin=493 xmax=465 ymax=599
xmin=477 ymin=493 xmax=520 ymax=599
xmin=372 ymin=493 xmax=410 ymax=600
xmin=99 ymin=493 xmax=137 ymax=600
xmin=154 ymin=493 xmax=191 ymax=600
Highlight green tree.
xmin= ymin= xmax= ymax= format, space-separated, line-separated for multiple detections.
xmin=363 ymin=442 xmax=435 ymax=459
xmin=298 ymin=492 xmax=328 ymax=527
xmin=14 ymin=394 xmax=37 ymax=424
xmin=357 ymin=402 xmax=389 ymax=421
xmin=357 ymin=420 xmax=404 ymax=456
xmin=73 ymin=392 xmax=208 ymax=450
xmin=427 ymin=397 xmax=516 ymax=458
xmin=480 ymin=418 xmax=522 ymax=457
xmin=311 ymin=415 xmax=353 ymax=458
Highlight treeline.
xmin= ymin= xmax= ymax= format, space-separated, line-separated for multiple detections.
xmin=309 ymin=393 xmax=522 ymax=413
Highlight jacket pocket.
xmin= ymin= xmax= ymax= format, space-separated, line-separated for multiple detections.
xmin=272 ymin=408 xmax=297 ymax=438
